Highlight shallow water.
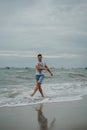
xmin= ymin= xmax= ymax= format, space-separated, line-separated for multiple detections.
xmin=0 ymin=67 xmax=87 ymax=107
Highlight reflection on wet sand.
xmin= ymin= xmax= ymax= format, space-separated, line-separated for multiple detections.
xmin=35 ymin=104 xmax=56 ymax=130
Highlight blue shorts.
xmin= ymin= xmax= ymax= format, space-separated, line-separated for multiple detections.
xmin=35 ymin=75 xmax=44 ymax=84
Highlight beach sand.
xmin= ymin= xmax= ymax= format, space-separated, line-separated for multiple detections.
xmin=0 ymin=96 xmax=87 ymax=130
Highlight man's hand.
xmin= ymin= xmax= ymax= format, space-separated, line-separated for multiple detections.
xmin=51 ymin=73 xmax=53 ymax=76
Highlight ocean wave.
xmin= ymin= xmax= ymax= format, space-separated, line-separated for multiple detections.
xmin=68 ymin=73 xmax=86 ymax=78
xmin=0 ymin=95 xmax=83 ymax=108
xmin=0 ymin=68 xmax=87 ymax=107
xmin=0 ymin=81 xmax=87 ymax=108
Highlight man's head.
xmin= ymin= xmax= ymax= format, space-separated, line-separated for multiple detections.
xmin=37 ymin=54 xmax=42 ymax=62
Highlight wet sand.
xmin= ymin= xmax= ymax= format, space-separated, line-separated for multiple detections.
xmin=0 ymin=96 xmax=87 ymax=130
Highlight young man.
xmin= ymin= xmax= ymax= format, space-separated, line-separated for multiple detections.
xmin=30 ymin=54 xmax=53 ymax=97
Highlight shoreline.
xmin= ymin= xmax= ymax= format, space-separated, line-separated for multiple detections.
xmin=0 ymin=94 xmax=83 ymax=108
xmin=0 ymin=95 xmax=87 ymax=130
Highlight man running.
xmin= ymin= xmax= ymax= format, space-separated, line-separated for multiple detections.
xmin=30 ymin=54 xmax=53 ymax=97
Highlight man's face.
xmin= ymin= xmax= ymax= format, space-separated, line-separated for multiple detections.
xmin=38 ymin=56 xmax=42 ymax=62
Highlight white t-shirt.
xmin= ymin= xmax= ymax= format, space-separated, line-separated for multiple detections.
xmin=36 ymin=61 xmax=46 ymax=75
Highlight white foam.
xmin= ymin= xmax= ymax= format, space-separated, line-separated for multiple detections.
xmin=0 ymin=81 xmax=87 ymax=108
xmin=0 ymin=95 xmax=83 ymax=108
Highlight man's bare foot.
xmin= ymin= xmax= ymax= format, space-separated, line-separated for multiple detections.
xmin=30 ymin=94 xmax=33 ymax=96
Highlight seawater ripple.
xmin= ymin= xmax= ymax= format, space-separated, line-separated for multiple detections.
xmin=0 ymin=68 xmax=87 ymax=107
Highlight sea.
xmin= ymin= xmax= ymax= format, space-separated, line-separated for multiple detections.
xmin=0 ymin=67 xmax=87 ymax=107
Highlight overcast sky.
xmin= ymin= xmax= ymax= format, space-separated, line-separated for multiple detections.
xmin=0 ymin=0 xmax=87 ymax=68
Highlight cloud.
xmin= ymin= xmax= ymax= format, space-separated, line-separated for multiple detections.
xmin=0 ymin=0 xmax=87 ymax=67
xmin=0 ymin=51 xmax=35 ymax=57
xmin=0 ymin=50 xmax=82 ymax=59
xmin=44 ymin=54 xmax=81 ymax=59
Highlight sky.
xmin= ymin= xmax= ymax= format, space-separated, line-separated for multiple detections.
xmin=0 ymin=0 xmax=87 ymax=68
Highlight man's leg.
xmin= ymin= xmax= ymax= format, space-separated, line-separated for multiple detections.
xmin=30 ymin=83 xmax=39 ymax=96
xmin=39 ymin=85 xmax=44 ymax=97
xmin=38 ymin=75 xmax=44 ymax=97
xmin=30 ymin=83 xmax=44 ymax=97
xmin=30 ymin=75 xmax=44 ymax=97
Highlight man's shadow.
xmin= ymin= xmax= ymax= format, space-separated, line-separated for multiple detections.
xmin=35 ymin=104 xmax=56 ymax=130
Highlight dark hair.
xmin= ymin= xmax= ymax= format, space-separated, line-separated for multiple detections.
xmin=37 ymin=54 xmax=42 ymax=57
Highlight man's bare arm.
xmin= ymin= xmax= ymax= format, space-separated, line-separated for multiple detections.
xmin=36 ymin=65 xmax=47 ymax=71
xmin=45 ymin=65 xmax=53 ymax=76
xmin=36 ymin=65 xmax=53 ymax=76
